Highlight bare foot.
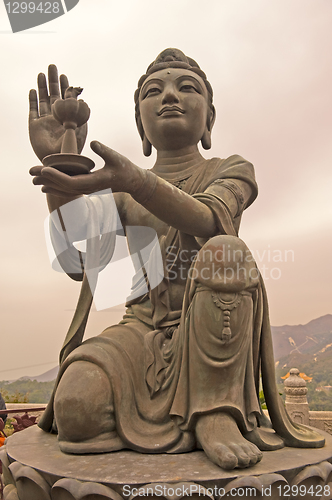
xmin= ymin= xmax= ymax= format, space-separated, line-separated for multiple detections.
xmin=195 ymin=412 xmax=263 ymax=470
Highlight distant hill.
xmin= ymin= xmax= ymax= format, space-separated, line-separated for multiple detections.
xmin=271 ymin=314 xmax=332 ymax=360
xmin=271 ymin=314 xmax=332 ymax=410
xmin=32 ymin=366 xmax=59 ymax=382
xmin=13 ymin=366 xmax=59 ymax=383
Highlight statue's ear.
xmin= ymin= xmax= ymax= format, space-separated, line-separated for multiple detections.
xmin=209 ymin=105 xmax=216 ymax=131
xmin=136 ymin=114 xmax=152 ymax=157
xmin=143 ymin=135 xmax=152 ymax=157
xmin=201 ymin=106 xmax=216 ymax=150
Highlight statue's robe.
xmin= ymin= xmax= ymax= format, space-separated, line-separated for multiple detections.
xmin=39 ymin=156 xmax=324 ymax=453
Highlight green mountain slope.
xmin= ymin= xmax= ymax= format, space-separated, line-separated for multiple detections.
xmin=272 ymin=314 xmax=332 ymax=410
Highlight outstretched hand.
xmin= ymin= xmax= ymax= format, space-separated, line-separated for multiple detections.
xmin=30 ymin=141 xmax=144 ymax=197
xmin=29 ymin=64 xmax=87 ymax=162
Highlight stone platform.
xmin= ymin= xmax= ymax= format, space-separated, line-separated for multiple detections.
xmin=1 ymin=426 xmax=332 ymax=499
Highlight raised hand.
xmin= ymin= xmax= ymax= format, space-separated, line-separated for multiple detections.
xmin=29 ymin=65 xmax=87 ymax=162
xmin=30 ymin=141 xmax=144 ymax=197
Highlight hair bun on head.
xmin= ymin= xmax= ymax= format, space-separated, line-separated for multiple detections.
xmin=151 ymin=48 xmax=191 ymax=66
xmin=142 ymin=48 xmax=206 ymax=85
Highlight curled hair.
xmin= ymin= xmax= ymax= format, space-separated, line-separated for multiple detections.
xmin=134 ymin=48 xmax=215 ymax=141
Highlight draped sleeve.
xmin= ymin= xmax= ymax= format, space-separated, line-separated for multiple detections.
xmin=189 ymin=155 xmax=258 ymax=239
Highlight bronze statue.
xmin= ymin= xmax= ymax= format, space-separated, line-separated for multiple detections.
xmin=29 ymin=48 xmax=324 ymax=470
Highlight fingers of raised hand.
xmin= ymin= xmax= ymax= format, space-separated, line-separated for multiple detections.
xmin=37 ymin=65 xmax=67 ymax=115
xmin=48 ymin=64 xmax=61 ymax=105
xmin=37 ymin=72 xmax=50 ymax=116
xmin=29 ymin=89 xmax=39 ymax=121
xmin=60 ymin=74 xmax=69 ymax=99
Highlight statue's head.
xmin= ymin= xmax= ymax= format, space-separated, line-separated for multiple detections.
xmin=134 ymin=48 xmax=216 ymax=156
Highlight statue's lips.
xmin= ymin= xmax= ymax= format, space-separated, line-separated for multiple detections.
xmin=158 ymin=106 xmax=185 ymax=116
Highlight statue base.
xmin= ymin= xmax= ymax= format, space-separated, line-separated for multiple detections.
xmin=2 ymin=426 xmax=332 ymax=500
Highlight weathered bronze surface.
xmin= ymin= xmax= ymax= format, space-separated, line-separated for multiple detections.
xmin=28 ymin=49 xmax=325 ymax=471
xmin=2 ymin=426 xmax=332 ymax=500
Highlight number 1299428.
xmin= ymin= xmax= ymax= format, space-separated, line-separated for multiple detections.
xmin=5 ymin=2 xmax=60 ymax=14
xmin=277 ymin=484 xmax=330 ymax=497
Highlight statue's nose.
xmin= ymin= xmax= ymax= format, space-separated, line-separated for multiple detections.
xmin=161 ymin=87 xmax=179 ymax=105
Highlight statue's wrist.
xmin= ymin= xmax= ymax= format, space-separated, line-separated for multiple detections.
xmin=130 ymin=169 xmax=158 ymax=205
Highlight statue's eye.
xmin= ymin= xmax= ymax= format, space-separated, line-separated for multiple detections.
xmin=180 ymin=84 xmax=199 ymax=93
xmin=144 ymin=87 xmax=161 ymax=98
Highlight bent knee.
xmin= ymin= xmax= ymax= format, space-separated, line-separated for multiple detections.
xmin=193 ymin=235 xmax=259 ymax=292
xmin=54 ymin=361 xmax=114 ymax=442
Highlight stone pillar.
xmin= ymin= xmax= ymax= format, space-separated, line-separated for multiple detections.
xmin=284 ymin=368 xmax=310 ymax=425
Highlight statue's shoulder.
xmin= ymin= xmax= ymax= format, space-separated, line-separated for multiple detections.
xmin=205 ymin=155 xmax=255 ymax=178
xmin=208 ymin=154 xmax=253 ymax=168
xmin=201 ymin=156 xmax=257 ymax=207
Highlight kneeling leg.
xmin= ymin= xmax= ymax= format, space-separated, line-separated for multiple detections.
xmin=192 ymin=235 xmax=262 ymax=469
xmin=54 ymin=360 xmax=124 ymax=453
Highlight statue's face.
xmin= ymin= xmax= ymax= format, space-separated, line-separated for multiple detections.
xmin=139 ymin=68 xmax=210 ymax=151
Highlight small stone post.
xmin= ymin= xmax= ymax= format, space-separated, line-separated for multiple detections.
xmin=284 ymin=368 xmax=310 ymax=425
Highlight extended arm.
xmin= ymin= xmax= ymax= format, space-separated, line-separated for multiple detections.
xmin=31 ymin=142 xmax=251 ymax=239
xmin=130 ymin=169 xmax=251 ymax=238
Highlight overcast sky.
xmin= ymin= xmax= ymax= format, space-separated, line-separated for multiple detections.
xmin=0 ymin=0 xmax=331 ymax=380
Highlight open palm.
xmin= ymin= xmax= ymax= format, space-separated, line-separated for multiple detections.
xmin=29 ymin=64 xmax=87 ymax=162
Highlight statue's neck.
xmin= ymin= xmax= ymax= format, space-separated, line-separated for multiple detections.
xmin=152 ymin=146 xmax=206 ymax=174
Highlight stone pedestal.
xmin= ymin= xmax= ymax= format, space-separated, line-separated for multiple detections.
xmin=1 ymin=426 xmax=332 ymax=500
